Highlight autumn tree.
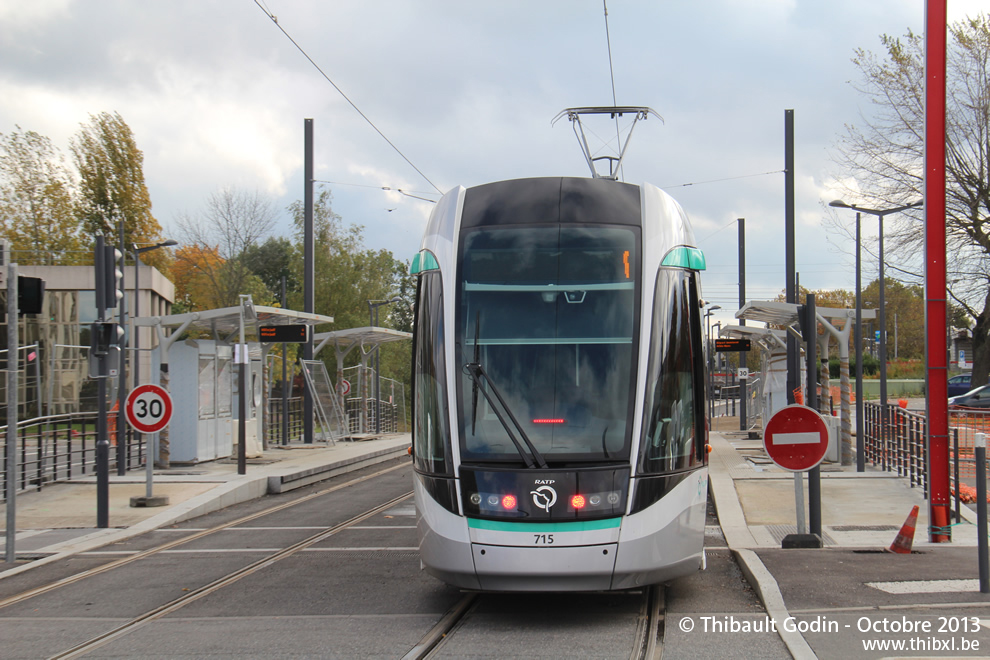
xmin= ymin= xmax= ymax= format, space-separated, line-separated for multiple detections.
xmin=0 ymin=127 xmax=86 ymax=264
xmin=175 ymin=187 xmax=278 ymax=308
xmin=71 ymin=111 xmax=166 ymax=270
xmin=828 ymin=14 xmax=990 ymax=386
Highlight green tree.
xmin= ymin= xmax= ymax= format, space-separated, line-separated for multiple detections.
xmin=829 ymin=14 xmax=990 ymax=386
xmin=71 ymin=111 xmax=166 ymax=269
xmin=242 ymin=236 xmax=297 ymax=301
xmin=0 ymin=126 xmax=85 ymax=264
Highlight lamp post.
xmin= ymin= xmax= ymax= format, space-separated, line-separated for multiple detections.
xmin=131 ymin=240 xmax=177 ymax=469
xmin=705 ymin=305 xmax=721 ymax=418
xmin=131 ymin=240 xmax=178 ymax=390
xmin=368 ymin=297 xmax=401 ymax=434
xmin=829 ymin=199 xmax=922 ymax=466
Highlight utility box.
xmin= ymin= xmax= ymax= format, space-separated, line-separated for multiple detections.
xmin=168 ymin=339 xmax=263 ymax=463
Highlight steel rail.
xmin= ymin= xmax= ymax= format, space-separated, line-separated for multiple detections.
xmin=48 ymin=491 xmax=414 ymax=660
xmin=0 ymin=460 xmax=409 ymax=608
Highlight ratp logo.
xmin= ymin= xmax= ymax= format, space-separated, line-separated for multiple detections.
xmin=530 ymin=485 xmax=557 ymax=511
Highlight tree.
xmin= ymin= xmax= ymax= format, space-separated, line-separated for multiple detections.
xmin=175 ymin=187 xmax=279 ymax=308
xmin=0 ymin=126 xmax=86 ymax=264
xmin=71 ymin=111 xmax=166 ymax=269
xmin=829 ymin=14 xmax=990 ymax=386
xmin=241 ymin=236 xmax=297 ymax=301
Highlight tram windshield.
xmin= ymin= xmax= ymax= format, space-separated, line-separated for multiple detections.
xmin=456 ymin=225 xmax=639 ymax=464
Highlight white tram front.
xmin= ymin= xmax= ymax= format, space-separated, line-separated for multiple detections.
xmin=410 ymin=177 xmax=708 ymax=591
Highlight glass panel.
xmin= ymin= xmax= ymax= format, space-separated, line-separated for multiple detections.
xmin=413 ymin=271 xmax=451 ymax=475
xmin=217 ymin=356 xmax=232 ymax=416
xmin=638 ymin=269 xmax=704 ymax=474
xmin=198 ymin=356 xmax=215 ymax=419
xmin=457 ymin=226 xmax=638 ymax=463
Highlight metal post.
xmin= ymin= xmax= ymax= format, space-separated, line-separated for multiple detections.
xmin=976 ymin=433 xmax=988 ymax=593
xmin=303 ymin=119 xmax=315 ymax=444
xmin=738 ymin=217 xmax=747 ymax=431
xmin=924 ymin=0 xmax=951 ymax=543
xmin=94 ymin=238 xmax=110 ymax=528
xmin=805 ymin=294 xmax=822 ymax=541
xmin=6 ymin=262 xmax=18 ymax=562
xmin=281 ymin=275 xmax=288 ymax=446
xmin=784 ymin=110 xmax=798 ymax=406
xmin=855 ymin=212 xmax=864 ymax=471
xmin=116 ymin=222 xmax=127 ymax=475
xmin=238 ymin=298 xmax=247 ymax=475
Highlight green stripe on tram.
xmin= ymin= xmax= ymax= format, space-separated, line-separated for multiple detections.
xmin=660 ymin=245 xmax=706 ymax=270
xmin=467 ymin=518 xmax=622 ymax=533
xmin=411 ymin=250 xmax=439 ymax=274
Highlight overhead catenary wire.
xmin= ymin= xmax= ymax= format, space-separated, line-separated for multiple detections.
xmin=253 ymin=1 xmax=442 ymax=195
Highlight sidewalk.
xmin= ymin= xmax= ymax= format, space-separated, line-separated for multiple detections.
xmin=708 ymin=416 xmax=990 ymax=658
xmin=0 ymin=434 xmax=411 ymax=576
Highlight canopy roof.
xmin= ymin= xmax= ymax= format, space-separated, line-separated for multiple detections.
xmin=135 ymin=304 xmax=334 ymax=341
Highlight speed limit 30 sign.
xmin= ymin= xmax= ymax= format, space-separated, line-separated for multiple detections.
xmin=125 ymin=384 xmax=173 ymax=433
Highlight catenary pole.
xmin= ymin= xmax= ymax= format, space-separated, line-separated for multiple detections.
xmin=303 ymin=119 xmax=314 ymax=444
xmin=925 ymin=0 xmax=950 ymax=542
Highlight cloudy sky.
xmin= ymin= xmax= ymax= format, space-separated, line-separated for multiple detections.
xmin=1 ymin=0 xmax=983 ymax=327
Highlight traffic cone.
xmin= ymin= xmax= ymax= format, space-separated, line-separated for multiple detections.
xmin=888 ymin=505 xmax=919 ymax=554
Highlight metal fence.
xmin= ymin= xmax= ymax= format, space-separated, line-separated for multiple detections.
xmin=265 ymin=396 xmax=305 ymax=446
xmin=861 ymin=402 xmax=990 ymax=524
xmin=0 ymin=411 xmax=146 ymax=502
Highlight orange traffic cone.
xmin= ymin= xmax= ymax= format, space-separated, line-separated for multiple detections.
xmin=889 ymin=505 xmax=919 ymax=554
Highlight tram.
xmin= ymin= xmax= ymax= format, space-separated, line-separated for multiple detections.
xmin=410 ymin=176 xmax=708 ymax=591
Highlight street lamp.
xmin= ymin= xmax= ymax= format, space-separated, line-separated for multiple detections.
xmin=829 ymin=199 xmax=922 ymax=469
xmin=131 ymin=239 xmax=177 ymax=468
xmin=368 ymin=296 xmax=401 ymax=434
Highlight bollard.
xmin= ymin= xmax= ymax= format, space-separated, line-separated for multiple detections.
xmin=976 ymin=433 xmax=988 ymax=594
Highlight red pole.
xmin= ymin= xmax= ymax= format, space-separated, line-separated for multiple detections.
xmin=925 ymin=0 xmax=950 ymax=542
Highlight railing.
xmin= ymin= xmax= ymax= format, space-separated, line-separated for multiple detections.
xmin=265 ymin=396 xmax=305 ymax=445
xmin=1 ymin=411 xmax=146 ymax=502
xmin=862 ymin=402 xmax=990 ymax=523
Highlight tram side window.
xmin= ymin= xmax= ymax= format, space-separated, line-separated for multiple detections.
xmin=639 ymin=270 xmax=703 ymax=474
xmin=413 ymin=271 xmax=452 ymax=475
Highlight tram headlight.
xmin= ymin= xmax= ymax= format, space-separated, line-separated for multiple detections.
xmin=470 ymin=493 xmax=482 ymax=505
xmin=606 ymin=491 xmax=621 ymax=505
xmin=589 ymin=494 xmax=602 ymax=506
xmin=487 ymin=494 xmax=499 ymax=507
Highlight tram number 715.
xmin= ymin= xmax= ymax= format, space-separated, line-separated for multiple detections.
xmin=534 ymin=534 xmax=554 ymax=545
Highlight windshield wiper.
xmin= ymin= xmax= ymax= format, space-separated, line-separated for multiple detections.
xmin=462 ymin=361 xmax=548 ymax=469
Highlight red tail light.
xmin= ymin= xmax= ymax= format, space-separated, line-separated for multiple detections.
xmin=532 ymin=418 xmax=566 ymax=424
xmin=571 ymin=494 xmax=586 ymax=509
xmin=501 ymin=494 xmax=517 ymax=510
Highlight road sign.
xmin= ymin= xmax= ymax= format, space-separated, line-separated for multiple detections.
xmin=763 ymin=404 xmax=829 ymax=471
xmin=339 ymin=379 xmax=351 ymax=396
xmin=125 ymin=384 xmax=173 ymax=434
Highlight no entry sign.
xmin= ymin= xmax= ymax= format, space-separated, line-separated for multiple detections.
xmin=763 ymin=404 xmax=829 ymax=472
xmin=125 ymin=384 xmax=173 ymax=434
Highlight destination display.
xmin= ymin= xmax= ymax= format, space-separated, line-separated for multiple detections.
xmin=714 ymin=338 xmax=751 ymax=352
xmin=259 ymin=324 xmax=310 ymax=343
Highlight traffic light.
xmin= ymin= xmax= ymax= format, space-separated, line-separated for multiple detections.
xmin=103 ymin=244 xmax=123 ymax=310
xmin=89 ymin=321 xmax=124 ymax=378
xmin=17 ymin=275 xmax=45 ymax=315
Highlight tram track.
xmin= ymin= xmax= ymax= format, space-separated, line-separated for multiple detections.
xmin=0 ymin=460 xmax=410 ymax=612
xmin=47 ymin=490 xmax=414 ymax=659
xmin=402 ymin=584 xmax=666 ymax=660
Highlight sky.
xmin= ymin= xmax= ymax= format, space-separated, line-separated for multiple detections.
xmin=0 ymin=0 xmax=985 ymax=328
